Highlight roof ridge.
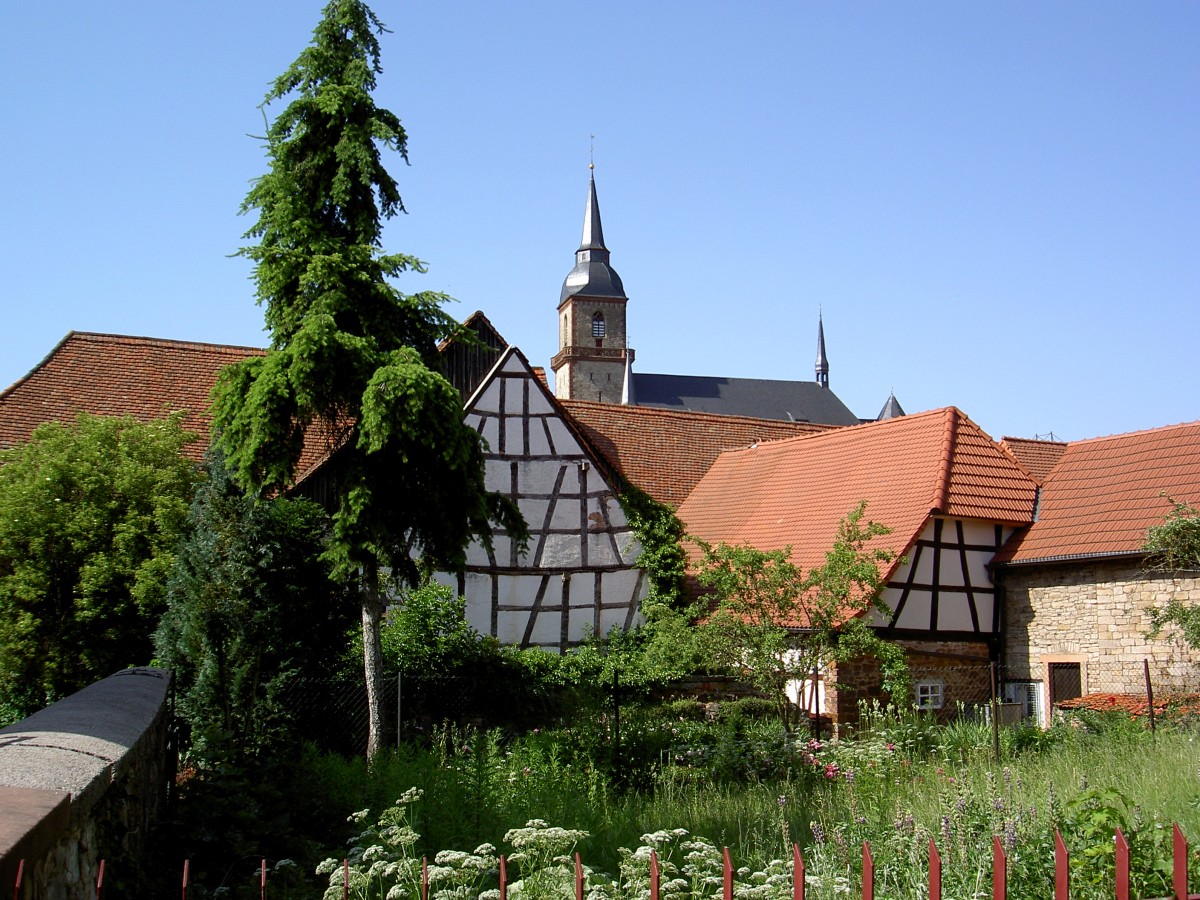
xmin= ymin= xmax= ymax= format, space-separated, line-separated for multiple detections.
xmin=931 ymin=407 xmax=959 ymax=513
xmin=561 ymin=399 xmax=835 ymax=431
xmin=1059 ymin=419 xmax=1200 ymax=446
xmin=68 ymin=331 xmax=266 ymax=353
xmin=1001 ymin=435 xmax=1068 ymax=448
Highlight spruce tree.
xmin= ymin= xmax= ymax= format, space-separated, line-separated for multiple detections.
xmin=212 ymin=0 xmax=522 ymax=755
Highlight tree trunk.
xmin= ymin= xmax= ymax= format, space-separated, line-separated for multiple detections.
xmin=361 ymin=567 xmax=387 ymax=758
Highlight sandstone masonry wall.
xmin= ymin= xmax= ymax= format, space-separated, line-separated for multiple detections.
xmin=1001 ymin=561 xmax=1200 ymax=693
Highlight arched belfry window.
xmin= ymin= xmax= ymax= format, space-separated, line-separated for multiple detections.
xmin=592 ymin=312 xmax=606 ymax=339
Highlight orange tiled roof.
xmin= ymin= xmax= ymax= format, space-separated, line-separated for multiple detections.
xmin=562 ymin=400 xmax=833 ymax=507
xmin=0 ymin=332 xmax=263 ymax=462
xmin=677 ymin=407 xmax=1038 ymax=581
xmin=999 ymin=436 xmax=1068 ymax=485
xmin=997 ymin=420 xmax=1200 ymax=565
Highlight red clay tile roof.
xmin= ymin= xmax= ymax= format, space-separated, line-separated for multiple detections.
xmin=999 ymin=436 xmax=1068 ymax=485
xmin=677 ymin=407 xmax=1038 ymax=582
xmin=0 ymin=332 xmax=264 ymax=462
xmin=562 ymin=401 xmax=833 ymax=507
xmin=997 ymin=420 xmax=1200 ymax=565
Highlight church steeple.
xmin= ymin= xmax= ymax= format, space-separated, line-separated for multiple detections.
xmin=559 ymin=171 xmax=625 ymax=303
xmin=552 ymin=168 xmax=630 ymax=402
xmin=815 ymin=313 xmax=829 ymax=388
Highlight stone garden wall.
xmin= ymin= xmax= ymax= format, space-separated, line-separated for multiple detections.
xmin=0 ymin=668 xmax=172 ymax=899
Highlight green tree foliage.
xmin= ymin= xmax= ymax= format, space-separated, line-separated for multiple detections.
xmin=1143 ymin=496 xmax=1200 ymax=649
xmin=696 ymin=501 xmax=909 ymax=735
xmin=155 ymin=453 xmax=358 ymax=763
xmin=0 ymin=414 xmax=199 ymax=719
xmin=212 ymin=0 xmax=523 ymax=754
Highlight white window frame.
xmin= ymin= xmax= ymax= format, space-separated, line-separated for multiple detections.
xmin=915 ymin=679 xmax=945 ymax=710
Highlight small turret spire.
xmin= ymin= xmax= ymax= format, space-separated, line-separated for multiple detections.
xmin=815 ymin=311 xmax=829 ymax=388
xmin=621 ymin=348 xmax=636 ymax=405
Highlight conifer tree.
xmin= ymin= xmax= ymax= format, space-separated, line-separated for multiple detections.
xmin=212 ymin=0 xmax=523 ymax=755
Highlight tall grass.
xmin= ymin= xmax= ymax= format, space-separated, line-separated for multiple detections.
xmin=299 ymin=712 xmax=1198 ymax=875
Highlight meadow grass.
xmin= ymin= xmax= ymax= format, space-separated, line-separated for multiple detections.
xmin=300 ymin=713 xmax=1198 ymax=886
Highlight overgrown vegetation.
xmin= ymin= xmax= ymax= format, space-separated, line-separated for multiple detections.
xmin=0 ymin=413 xmax=199 ymax=721
xmin=1144 ymin=495 xmax=1200 ymax=649
xmin=162 ymin=700 xmax=1200 ymax=899
xmin=154 ymin=452 xmax=357 ymax=763
xmin=696 ymin=502 xmax=909 ymax=734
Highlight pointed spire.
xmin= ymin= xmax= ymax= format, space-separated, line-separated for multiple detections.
xmin=621 ymin=348 xmax=636 ymax=405
xmin=579 ymin=170 xmax=606 ymax=251
xmin=560 ymin=167 xmax=626 ymax=303
xmin=815 ymin=311 xmax=829 ymax=388
xmin=877 ymin=390 xmax=906 ymax=420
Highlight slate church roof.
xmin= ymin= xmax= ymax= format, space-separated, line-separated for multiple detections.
xmin=629 ymin=372 xmax=861 ymax=426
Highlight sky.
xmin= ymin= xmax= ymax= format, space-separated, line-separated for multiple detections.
xmin=1 ymin=2 xmax=1196 ymax=443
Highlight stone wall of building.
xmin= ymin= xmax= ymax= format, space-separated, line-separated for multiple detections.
xmin=1001 ymin=561 xmax=1200 ymax=694
xmin=0 ymin=668 xmax=172 ymax=899
xmin=825 ymin=639 xmax=993 ymax=728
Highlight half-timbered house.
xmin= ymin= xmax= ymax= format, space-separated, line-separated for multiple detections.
xmin=437 ymin=345 xmax=648 ymax=649
xmin=675 ymin=407 xmax=1040 ymax=723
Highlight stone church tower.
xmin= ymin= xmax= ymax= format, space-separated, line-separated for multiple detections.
xmin=551 ymin=171 xmax=629 ymax=402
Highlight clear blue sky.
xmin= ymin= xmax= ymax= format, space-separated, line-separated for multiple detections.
xmin=2 ymin=2 xmax=1196 ymax=443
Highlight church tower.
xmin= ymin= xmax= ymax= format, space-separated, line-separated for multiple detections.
xmin=551 ymin=170 xmax=629 ymax=402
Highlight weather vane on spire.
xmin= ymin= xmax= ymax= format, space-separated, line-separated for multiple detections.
xmin=589 ymin=134 xmax=595 ymax=170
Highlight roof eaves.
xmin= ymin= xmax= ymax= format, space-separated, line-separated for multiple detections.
xmin=997 ymin=549 xmax=1146 ymax=568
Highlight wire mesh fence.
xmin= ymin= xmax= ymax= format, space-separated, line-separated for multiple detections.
xmin=274 ymin=670 xmax=577 ymax=755
xmin=273 ymin=655 xmax=1200 ymax=756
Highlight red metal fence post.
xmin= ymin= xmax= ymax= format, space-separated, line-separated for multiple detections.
xmin=1174 ymin=823 xmax=1189 ymax=900
xmin=863 ymin=842 xmax=874 ymax=900
xmin=13 ymin=859 xmax=23 ymax=900
xmin=723 ymin=847 xmax=733 ymax=900
xmin=343 ymin=859 xmax=349 ymax=900
xmin=422 ymin=856 xmax=429 ymax=900
xmin=575 ymin=851 xmax=584 ymax=900
xmin=182 ymin=859 xmax=189 ymax=900
xmin=499 ymin=855 xmax=507 ymax=900
xmin=650 ymin=848 xmax=660 ymax=900
xmin=793 ymin=843 xmax=805 ymax=900
xmin=1054 ymin=831 xmax=1069 ymax=900
xmin=1115 ymin=828 xmax=1130 ymax=900
xmin=992 ymin=836 xmax=1006 ymax=900
xmin=929 ymin=840 xmax=942 ymax=900
xmin=95 ymin=858 xmax=105 ymax=900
